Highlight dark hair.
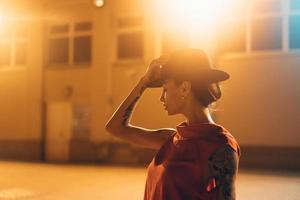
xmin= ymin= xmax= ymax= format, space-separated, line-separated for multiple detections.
xmin=191 ymin=83 xmax=222 ymax=107
xmin=173 ymin=79 xmax=222 ymax=107
xmin=160 ymin=48 xmax=226 ymax=107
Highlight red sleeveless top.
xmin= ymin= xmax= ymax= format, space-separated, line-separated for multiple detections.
xmin=144 ymin=122 xmax=241 ymax=200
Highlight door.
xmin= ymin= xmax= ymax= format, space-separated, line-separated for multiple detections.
xmin=45 ymin=101 xmax=72 ymax=162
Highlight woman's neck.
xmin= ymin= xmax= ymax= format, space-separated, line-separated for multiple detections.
xmin=183 ymin=97 xmax=215 ymax=125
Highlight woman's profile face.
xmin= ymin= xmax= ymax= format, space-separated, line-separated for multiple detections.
xmin=160 ymin=79 xmax=185 ymax=115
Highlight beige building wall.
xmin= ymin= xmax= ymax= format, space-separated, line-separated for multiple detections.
xmin=41 ymin=0 xmax=184 ymax=162
xmin=0 ymin=0 xmax=44 ymax=159
xmin=108 ymin=0 xmax=185 ymax=135
xmin=217 ymin=54 xmax=300 ymax=169
xmin=217 ymin=54 xmax=300 ymax=147
xmin=43 ymin=1 xmax=107 ymax=161
xmin=0 ymin=0 xmax=299 ymax=168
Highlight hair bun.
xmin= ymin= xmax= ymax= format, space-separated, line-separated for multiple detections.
xmin=208 ymin=83 xmax=222 ymax=101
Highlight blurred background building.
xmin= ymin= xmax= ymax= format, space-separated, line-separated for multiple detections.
xmin=0 ymin=0 xmax=299 ymax=170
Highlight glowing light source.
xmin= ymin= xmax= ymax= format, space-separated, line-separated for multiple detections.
xmin=153 ymin=0 xmax=234 ymax=29
xmin=0 ymin=14 xmax=7 ymax=35
xmin=94 ymin=0 xmax=104 ymax=8
xmin=146 ymin=0 xmax=238 ymax=54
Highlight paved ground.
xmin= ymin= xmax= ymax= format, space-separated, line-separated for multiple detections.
xmin=0 ymin=161 xmax=299 ymax=200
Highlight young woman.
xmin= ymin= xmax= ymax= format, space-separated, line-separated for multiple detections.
xmin=105 ymin=48 xmax=241 ymax=200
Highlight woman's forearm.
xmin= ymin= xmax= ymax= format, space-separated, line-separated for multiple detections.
xmin=105 ymin=76 xmax=148 ymax=135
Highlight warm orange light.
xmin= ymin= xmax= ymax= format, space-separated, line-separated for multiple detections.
xmin=152 ymin=0 xmax=235 ymax=31
xmin=94 ymin=0 xmax=104 ymax=8
xmin=0 ymin=14 xmax=7 ymax=36
xmin=146 ymin=0 xmax=238 ymax=52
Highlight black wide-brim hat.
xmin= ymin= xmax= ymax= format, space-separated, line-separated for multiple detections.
xmin=148 ymin=48 xmax=230 ymax=88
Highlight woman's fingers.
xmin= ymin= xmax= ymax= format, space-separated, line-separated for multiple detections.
xmin=143 ymin=55 xmax=169 ymax=87
xmin=158 ymin=54 xmax=169 ymax=65
xmin=149 ymin=58 xmax=161 ymax=69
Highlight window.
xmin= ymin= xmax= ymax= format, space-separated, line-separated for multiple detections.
xmin=49 ymin=38 xmax=69 ymax=64
xmin=218 ymin=0 xmax=288 ymax=55
xmin=74 ymin=22 xmax=92 ymax=31
xmin=213 ymin=0 xmax=300 ymax=55
xmin=252 ymin=0 xmax=282 ymax=14
xmin=48 ymin=24 xmax=69 ymax=64
xmin=0 ymin=23 xmax=28 ymax=68
xmin=50 ymin=24 xmax=69 ymax=34
xmin=74 ymin=36 xmax=91 ymax=62
xmin=0 ymin=42 xmax=11 ymax=66
xmin=289 ymin=16 xmax=300 ymax=49
xmin=47 ymin=21 xmax=92 ymax=66
xmin=289 ymin=0 xmax=300 ymax=49
xmin=290 ymin=0 xmax=300 ymax=10
xmin=116 ymin=16 xmax=144 ymax=60
xmin=252 ymin=17 xmax=282 ymax=50
xmin=250 ymin=0 xmax=283 ymax=51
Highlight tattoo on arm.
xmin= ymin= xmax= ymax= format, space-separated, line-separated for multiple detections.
xmin=122 ymin=96 xmax=139 ymax=126
xmin=121 ymin=86 xmax=146 ymax=126
xmin=208 ymin=145 xmax=238 ymax=200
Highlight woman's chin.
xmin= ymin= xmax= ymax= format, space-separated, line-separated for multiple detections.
xmin=166 ymin=110 xmax=175 ymax=116
xmin=164 ymin=107 xmax=176 ymax=115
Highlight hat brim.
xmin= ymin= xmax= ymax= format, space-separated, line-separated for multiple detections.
xmin=147 ymin=69 xmax=230 ymax=88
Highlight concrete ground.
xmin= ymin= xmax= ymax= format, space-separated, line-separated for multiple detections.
xmin=0 ymin=161 xmax=299 ymax=200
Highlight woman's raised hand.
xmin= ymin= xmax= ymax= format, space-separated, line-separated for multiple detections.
xmin=143 ymin=55 xmax=169 ymax=88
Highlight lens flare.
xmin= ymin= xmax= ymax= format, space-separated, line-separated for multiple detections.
xmin=154 ymin=0 xmax=234 ymax=27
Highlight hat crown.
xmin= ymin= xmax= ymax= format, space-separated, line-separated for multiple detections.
xmin=162 ymin=48 xmax=215 ymax=82
xmin=165 ymin=48 xmax=212 ymax=71
xmin=146 ymin=48 xmax=230 ymax=88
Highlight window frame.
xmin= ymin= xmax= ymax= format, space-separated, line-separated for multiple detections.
xmin=113 ymin=15 xmax=145 ymax=65
xmin=288 ymin=0 xmax=300 ymax=50
xmin=0 ymin=23 xmax=28 ymax=70
xmin=219 ymin=0 xmax=300 ymax=58
xmin=45 ymin=20 xmax=93 ymax=68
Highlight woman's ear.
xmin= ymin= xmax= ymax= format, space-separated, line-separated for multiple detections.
xmin=180 ymin=81 xmax=192 ymax=96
